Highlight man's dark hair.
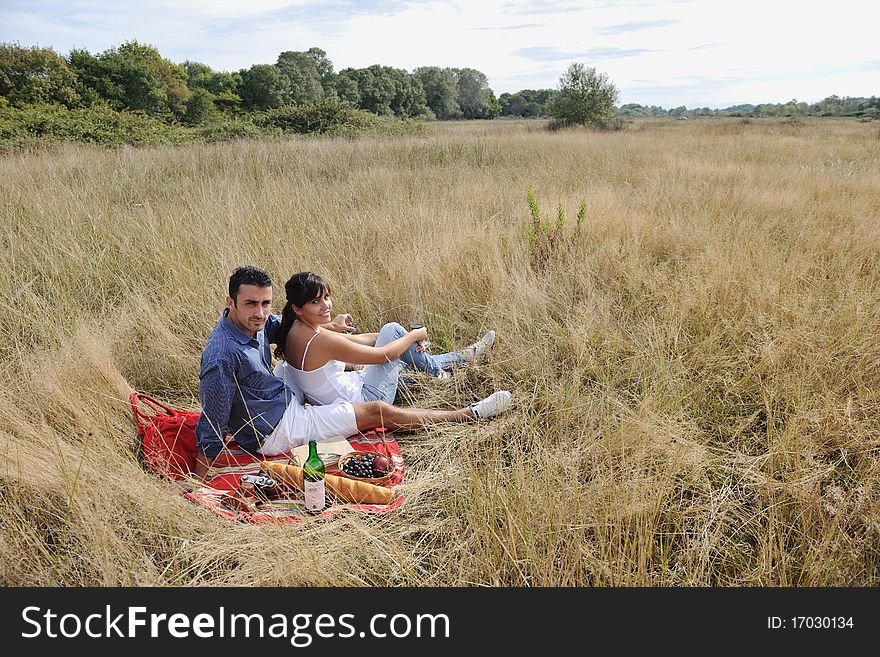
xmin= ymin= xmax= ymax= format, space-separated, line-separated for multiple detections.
xmin=228 ymin=266 xmax=272 ymax=300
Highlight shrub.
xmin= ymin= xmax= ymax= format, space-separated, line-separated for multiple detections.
xmin=548 ymin=116 xmax=626 ymax=132
xmin=0 ymin=98 xmax=424 ymax=151
xmin=0 ymin=103 xmax=191 ymax=149
xmin=368 ymin=117 xmax=427 ymax=137
xmin=0 ymin=108 xmax=28 ymax=149
xmin=254 ymin=97 xmax=381 ymax=134
xmin=191 ymin=118 xmax=280 ymax=143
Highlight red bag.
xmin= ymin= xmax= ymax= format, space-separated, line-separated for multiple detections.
xmin=130 ymin=392 xmax=199 ymax=479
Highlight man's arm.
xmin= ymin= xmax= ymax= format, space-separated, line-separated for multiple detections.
xmin=264 ymin=313 xmax=283 ymax=342
xmin=193 ymin=452 xmax=214 ymax=481
xmin=195 ymin=358 xmax=236 ymax=480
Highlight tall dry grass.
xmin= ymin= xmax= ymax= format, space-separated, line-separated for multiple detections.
xmin=1 ymin=118 xmax=879 ymax=586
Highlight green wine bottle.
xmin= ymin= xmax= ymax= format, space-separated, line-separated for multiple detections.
xmin=303 ymin=439 xmax=325 ymax=512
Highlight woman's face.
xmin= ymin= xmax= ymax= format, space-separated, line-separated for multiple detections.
xmin=294 ymin=289 xmax=333 ymax=326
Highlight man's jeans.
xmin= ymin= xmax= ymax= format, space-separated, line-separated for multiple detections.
xmin=359 ymin=322 xmax=468 ymax=403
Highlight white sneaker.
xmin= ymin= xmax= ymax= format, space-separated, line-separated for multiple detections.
xmin=467 ymin=330 xmax=496 ymax=362
xmin=469 ymin=390 xmax=512 ymax=420
xmin=436 ymin=370 xmax=451 ymax=380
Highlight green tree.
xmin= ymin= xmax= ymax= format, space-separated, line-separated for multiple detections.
xmin=336 ymin=65 xmax=427 ymax=118
xmin=240 ymin=64 xmax=287 ymax=110
xmin=336 ymin=67 xmax=385 ymax=114
xmin=67 ymin=48 xmax=110 ymax=107
xmin=414 ymin=66 xmax=460 ymax=119
xmin=500 ymin=88 xmax=556 ymax=117
xmin=306 ymin=47 xmax=335 ymax=95
xmin=499 ymin=92 xmax=522 ymax=116
xmin=70 ymin=45 xmax=163 ymax=116
xmin=484 ymin=89 xmax=501 ymax=119
xmin=333 ymin=74 xmax=360 ymax=105
xmin=114 ymin=41 xmax=189 ymax=117
xmin=275 ymin=50 xmax=324 ymax=104
xmin=183 ymin=61 xmax=212 ymax=82
xmin=388 ymin=68 xmax=428 ymax=118
xmin=183 ymin=87 xmax=217 ymax=125
xmin=522 ymin=88 xmax=557 ymax=117
xmin=184 ymin=61 xmax=241 ymax=97
xmin=453 ymin=68 xmax=498 ymax=119
xmin=69 ymin=41 xmax=189 ymax=119
xmin=182 ymin=63 xmax=242 ymax=113
xmin=0 ymin=43 xmax=80 ymax=107
xmin=816 ymin=95 xmax=844 ymax=116
xmin=550 ymin=63 xmax=618 ymax=127
xmin=617 ymin=103 xmax=654 ymax=117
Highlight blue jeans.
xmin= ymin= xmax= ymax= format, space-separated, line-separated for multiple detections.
xmin=359 ymin=322 xmax=468 ymax=403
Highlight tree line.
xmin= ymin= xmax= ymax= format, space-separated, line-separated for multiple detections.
xmin=616 ymin=95 xmax=879 ymax=119
xmin=500 ymin=92 xmax=879 ymax=120
xmin=0 ymin=41 xmax=501 ymax=124
xmin=1 ymin=40 xmax=875 ymax=148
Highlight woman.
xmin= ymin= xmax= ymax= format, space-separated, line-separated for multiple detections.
xmin=273 ymin=271 xmax=509 ymax=419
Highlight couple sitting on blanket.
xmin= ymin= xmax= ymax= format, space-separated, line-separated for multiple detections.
xmin=194 ymin=266 xmax=512 ymax=480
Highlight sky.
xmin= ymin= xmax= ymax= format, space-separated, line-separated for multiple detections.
xmin=1 ymin=0 xmax=877 ymax=109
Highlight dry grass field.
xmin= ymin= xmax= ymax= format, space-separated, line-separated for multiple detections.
xmin=1 ymin=117 xmax=878 ymax=586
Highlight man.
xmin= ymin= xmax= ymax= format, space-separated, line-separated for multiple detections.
xmin=195 ymin=266 xmax=511 ymax=481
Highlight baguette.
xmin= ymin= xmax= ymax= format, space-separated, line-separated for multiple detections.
xmin=262 ymin=461 xmax=394 ymax=506
xmin=263 ymin=461 xmax=304 ymax=491
xmin=326 ymin=470 xmax=394 ymax=505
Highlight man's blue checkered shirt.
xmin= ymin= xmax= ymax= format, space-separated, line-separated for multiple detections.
xmin=195 ymin=310 xmax=296 ymax=458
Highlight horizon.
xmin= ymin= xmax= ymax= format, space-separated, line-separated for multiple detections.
xmin=1 ymin=0 xmax=877 ymax=110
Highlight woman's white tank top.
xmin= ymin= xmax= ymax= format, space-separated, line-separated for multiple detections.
xmin=289 ymin=330 xmax=364 ymax=405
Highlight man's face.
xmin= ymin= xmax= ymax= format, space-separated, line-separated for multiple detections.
xmin=227 ymin=284 xmax=273 ymax=337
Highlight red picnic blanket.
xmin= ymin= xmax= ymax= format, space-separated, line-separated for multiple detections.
xmin=131 ymin=392 xmax=405 ymax=523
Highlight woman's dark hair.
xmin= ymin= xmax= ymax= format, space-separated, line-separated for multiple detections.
xmin=274 ymin=272 xmax=331 ymax=360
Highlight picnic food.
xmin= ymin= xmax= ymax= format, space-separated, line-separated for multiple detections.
xmin=262 ymin=461 xmax=394 ymax=506
xmin=341 ymin=452 xmax=390 ymax=479
xmin=337 ymin=452 xmax=393 ymax=485
xmin=326 ymin=470 xmax=394 ymax=505
xmin=372 ymin=454 xmax=390 ymax=474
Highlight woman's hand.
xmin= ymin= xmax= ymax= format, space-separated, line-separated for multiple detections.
xmin=329 ymin=313 xmax=357 ymax=333
xmin=410 ymin=326 xmax=429 ymax=352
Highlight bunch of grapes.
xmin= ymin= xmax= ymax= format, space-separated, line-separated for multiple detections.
xmin=341 ymin=452 xmax=390 ymax=479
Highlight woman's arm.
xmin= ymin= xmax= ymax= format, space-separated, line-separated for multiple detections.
xmin=317 ymin=327 xmax=427 ymax=366
xmin=340 ymin=332 xmax=379 ymax=346
xmin=341 ymin=332 xmax=379 ymax=370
